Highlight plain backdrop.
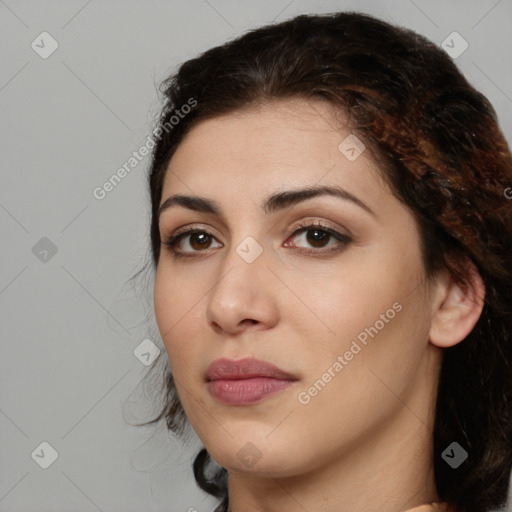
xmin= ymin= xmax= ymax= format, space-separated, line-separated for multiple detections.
xmin=1 ymin=1 xmax=511 ymax=511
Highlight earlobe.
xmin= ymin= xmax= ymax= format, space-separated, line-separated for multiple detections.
xmin=429 ymin=260 xmax=486 ymax=348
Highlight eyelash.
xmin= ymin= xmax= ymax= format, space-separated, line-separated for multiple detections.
xmin=162 ymin=221 xmax=353 ymax=259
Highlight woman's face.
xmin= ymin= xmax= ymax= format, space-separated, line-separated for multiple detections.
xmin=154 ymin=97 xmax=443 ymax=476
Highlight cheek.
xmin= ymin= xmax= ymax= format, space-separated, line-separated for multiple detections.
xmin=154 ymin=263 xmax=197 ymax=328
xmin=298 ymin=248 xmax=426 ymax=370
xmin=154 ymin=266 xmax=189 ymax=360
xmin=153 ymin=267 xmax=173 ymax=341
xmin=297 ymin=259 xmax=399 ymax=339
xmin=153 ymin=264 xmax=210 ymax=375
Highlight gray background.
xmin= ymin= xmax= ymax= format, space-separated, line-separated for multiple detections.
xmin=1 ymin=0 xmax=511 ymax=511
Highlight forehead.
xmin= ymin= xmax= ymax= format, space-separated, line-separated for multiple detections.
xmin=160 ymin=97 xmax=390 ymax=209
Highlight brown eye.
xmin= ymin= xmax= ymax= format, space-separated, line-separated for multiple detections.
xmin=162 ymin=222 xmax=352 ymax=259
xmin=188 ymin=232 xmax=213 ymax=250
xmin=162 ymin=229 xmax=222 ymax=256
xmin=305 ymin=228 xmax=330 ymax=248
xmin=287 ymin=223 xmax=352 ymax=254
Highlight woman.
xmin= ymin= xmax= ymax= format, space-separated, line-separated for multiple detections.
xmin=136 ymin=11 xmax=512 ymax=512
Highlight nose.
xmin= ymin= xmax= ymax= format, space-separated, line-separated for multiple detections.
xmin=205 ymin=240 xmax=279 ymax=336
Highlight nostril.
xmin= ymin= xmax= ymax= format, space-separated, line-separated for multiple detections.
xmin=212 ymin=322 xmax=223 ymax=334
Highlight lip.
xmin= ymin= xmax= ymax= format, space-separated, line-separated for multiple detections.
xmin=205 ymin=357 xmax=298 ymax=405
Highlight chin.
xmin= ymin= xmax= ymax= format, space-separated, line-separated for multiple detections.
xmin=204 ymin=433 xmax=309 ymax=477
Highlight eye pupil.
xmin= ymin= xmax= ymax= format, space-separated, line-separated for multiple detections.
xmin=306 ymin=229 xmax=329 ymax=248
xmin=190 ymin=233 xmax=211 ymax=250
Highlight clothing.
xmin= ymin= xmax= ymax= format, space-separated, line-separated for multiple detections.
xmin=406 ymin=503 xmax=452 ymax=511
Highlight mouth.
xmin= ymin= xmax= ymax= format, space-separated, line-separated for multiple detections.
xmin=205 ymin=357 xmax=299 ymax=406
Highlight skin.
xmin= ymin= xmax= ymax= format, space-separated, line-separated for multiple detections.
xmin=153 ymin=97 xmax=484 ymax=512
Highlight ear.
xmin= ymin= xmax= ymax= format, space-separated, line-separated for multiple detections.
xmin=429 ymin=259 xmax=486 ymax=348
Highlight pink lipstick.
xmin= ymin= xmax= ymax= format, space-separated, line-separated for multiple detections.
xmin=205 ymin=357 xmax=298 ymax=405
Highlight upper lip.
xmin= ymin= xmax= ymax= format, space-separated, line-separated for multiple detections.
xmin=205 ymin=357 xmax=298 ymax=382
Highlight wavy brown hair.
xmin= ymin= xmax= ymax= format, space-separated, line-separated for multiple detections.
xmin=134 ymin=11 xmax=512 ymax=512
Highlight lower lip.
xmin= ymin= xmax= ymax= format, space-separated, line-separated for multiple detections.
xmin=208 ymin=377 xmax=296 ymax=405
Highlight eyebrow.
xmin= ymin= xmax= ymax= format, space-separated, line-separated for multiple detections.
xmin=157 ymin=185 xmax=376 ymax=220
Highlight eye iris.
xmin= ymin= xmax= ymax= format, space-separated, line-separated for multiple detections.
xmin=190 ymin=233 xmax=211 ymax=250
xmin=306 ymin=229 xmax=329 ymax=248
